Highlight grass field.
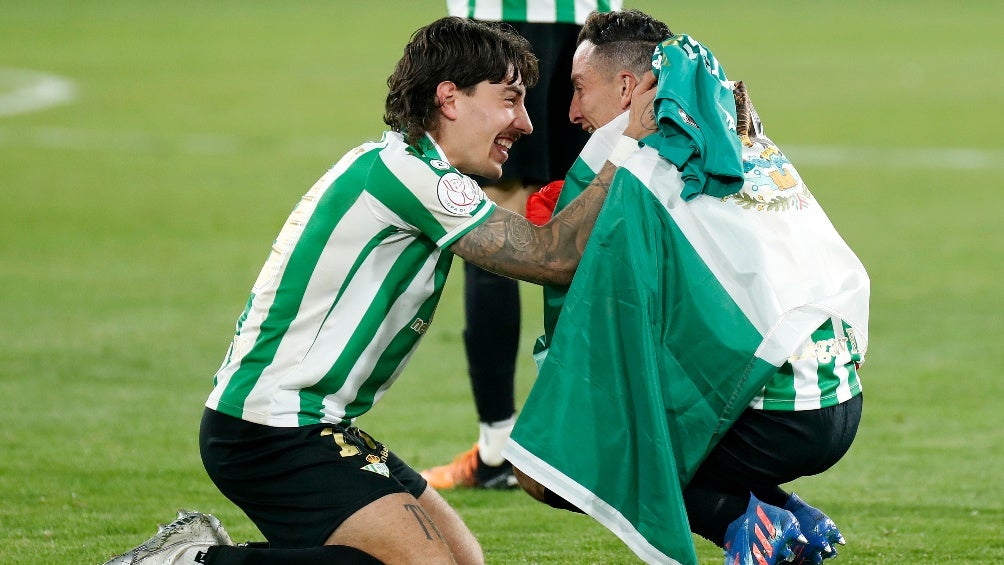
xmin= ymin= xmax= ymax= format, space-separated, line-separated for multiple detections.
xmin=2 ymin=1 xmax=1003 ymax=563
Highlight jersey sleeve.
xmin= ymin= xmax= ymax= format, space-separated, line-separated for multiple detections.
xmin=371 ymin=144 xmax=497 ymax=248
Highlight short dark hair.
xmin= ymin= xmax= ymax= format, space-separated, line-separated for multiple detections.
xmin=384 ymin=17 xmax=539 ymax=146
xmin=577 ymin=10 xmax=672 ymax=76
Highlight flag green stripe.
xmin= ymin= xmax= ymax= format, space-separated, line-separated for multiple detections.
xmin=512 ymin=168 xmax=779 ymax=564
xmin=764 ymin=363 xmax=797 ymax=411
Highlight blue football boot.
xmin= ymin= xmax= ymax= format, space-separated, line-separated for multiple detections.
xmin=783 ymin=493 xmax=846 ymax=564
xmin=724 ymin=493 xmax=807 ymax=565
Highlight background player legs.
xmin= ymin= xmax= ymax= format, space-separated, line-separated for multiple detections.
xmin=463 ymin=260 xmax=521 ymax=471
xmin=420 ymin=257 xmax=525 ymax=490
xmin=422 ymin=16 xmax=592 ymax=490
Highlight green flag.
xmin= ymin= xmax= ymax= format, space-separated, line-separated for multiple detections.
xmin=506 ymin=115 xmax=869 ymax=564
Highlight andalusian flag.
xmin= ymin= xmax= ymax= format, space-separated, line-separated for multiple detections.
xmin=505 ymin=36 xmax=869 ymax=564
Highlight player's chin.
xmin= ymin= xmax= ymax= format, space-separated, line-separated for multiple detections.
xmin=475 ymin=162 xmax=504 ymax=181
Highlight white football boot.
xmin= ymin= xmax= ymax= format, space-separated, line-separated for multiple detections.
xmin=102 ymin=510 xmax=234 ymax=564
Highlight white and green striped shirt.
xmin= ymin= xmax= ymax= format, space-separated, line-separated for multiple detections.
xmin=751 ymin=318 xmax=865 ymax=411
xmin=447 ymin=0 xmax=623 ymax=24
xmin=206 ymin=131 xmax=495 ymax=427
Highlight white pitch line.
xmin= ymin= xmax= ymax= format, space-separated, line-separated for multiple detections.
xmin=785 ymin=145 xmax=1003 ymax=171
xmin=1 ymin=123 xmax=1000 ymax=171
xmin=3 ymin=67 xmax=1001 ymax=170
xmin=0 ymin=124 xmax=353 ymax=157
xmin=0 ymin=68 xmax=77 ymax=117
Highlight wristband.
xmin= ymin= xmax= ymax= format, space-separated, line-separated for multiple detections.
xmin=607 ymin=135 xmax=639 ymax=167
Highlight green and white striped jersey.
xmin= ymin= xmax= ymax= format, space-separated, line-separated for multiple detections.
xmin=447 ymin=0 xmax=622 ymax=24
xmin=206 ymin=131 xmax=495 ymax=427
xmin=751 ymin=317 xmax=865 ymax=411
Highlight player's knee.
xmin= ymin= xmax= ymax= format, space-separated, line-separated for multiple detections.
xmin=513 ymin=466 xmax=583 ymax=514
xmin=513 ymin=466 xmax=547 ymax=502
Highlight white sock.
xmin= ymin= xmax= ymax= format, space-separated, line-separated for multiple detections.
xmin=477 ymin=416 xmax=515 ymax=466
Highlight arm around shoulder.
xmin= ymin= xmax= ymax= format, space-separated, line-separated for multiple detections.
xmin=451 ymin=161 xmax=617 ymax=286
xmin=450 ymin=73 xmax=657 ymax=286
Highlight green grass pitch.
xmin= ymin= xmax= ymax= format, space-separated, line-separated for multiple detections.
xmin=1 ymin=1 xmax=1002 ymax=563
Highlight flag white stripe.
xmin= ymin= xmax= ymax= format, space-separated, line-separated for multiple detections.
xmin=502 ymin=442 xmax=682 ymax=565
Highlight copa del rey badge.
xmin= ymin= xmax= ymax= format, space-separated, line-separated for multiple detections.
xmin=437 ymin=172 xmax=482 ymax=215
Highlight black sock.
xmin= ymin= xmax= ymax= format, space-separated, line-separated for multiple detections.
xmin=204 ymin=544 xmax=384 ymax=565
xmin=462 ymin=262 xmax=519 ymax=423
xmin=750 ymin=486 xmax=790 ymax=508
xmin=682 ymin=486 xmax=748 ymax=547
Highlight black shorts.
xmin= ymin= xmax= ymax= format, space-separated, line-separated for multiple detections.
xmin=475 ymin=21 xmax=591 ymax=186
xmin=199 ymin=408 xmax=427 ymax=548
xmin=687 ymin=394 xmax=864 ymax=494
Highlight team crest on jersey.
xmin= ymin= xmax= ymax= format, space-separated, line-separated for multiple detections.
xmin=437 ymin=172 xmax=481 ymax=215
xmin=429 ymin=159 xmax=451 ymax=170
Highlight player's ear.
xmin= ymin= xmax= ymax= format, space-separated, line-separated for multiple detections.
xmin=619 ymin=72 xmax=637 ymax=110
xmin=436 ymin=81 xmax=460 ymax=120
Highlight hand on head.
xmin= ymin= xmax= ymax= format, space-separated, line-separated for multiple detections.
xmin=623 ymin=71 xmax=658 ymax=140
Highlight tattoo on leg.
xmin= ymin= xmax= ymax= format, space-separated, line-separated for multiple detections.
xmin=403 ymin=504 xmax=445 ymax=542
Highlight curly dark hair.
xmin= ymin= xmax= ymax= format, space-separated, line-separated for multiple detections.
xmin=384 ymin=17 xmax=539 ymax=146
xmin=577 ymin=10 xmax=672 ymax=76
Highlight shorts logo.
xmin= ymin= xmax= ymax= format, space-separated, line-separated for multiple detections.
xmin=361 ymin=462 xmax=390 ymax=477
xmin=437 ymin=172 xmax=481 ymax=215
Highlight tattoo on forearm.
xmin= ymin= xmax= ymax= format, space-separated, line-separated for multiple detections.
xmin=505 ymin=214 xmax=536 ymax=252
xmin=403 ymin=503 xmax=444 ymax=542
xmin=451 ymin=163 xmax=615 ymax=286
